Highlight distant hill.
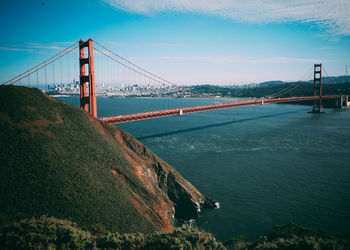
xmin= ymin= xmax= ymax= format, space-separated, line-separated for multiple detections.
xmin=0 ymin=86 xmax=208 ymax=233
xmin=190 ymin=78 xmax=350 ymax=98
xmin=258 ymin=76 xmax=350 ymax=86
xmin=259 ymin=80 xmax=284 ymax=86
xmin=319 ymin=75 xmax=350 ymax=84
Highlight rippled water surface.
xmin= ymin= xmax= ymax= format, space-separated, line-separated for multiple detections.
xmin=59 ymin=97 xmax=350 ymax=241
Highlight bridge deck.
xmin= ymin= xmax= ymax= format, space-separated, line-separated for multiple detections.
xmin=101 ymin=95 xmax=340 ymax=124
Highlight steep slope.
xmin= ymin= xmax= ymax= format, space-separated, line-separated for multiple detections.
xmin=0 ymin=85 xmax=208 ymax=233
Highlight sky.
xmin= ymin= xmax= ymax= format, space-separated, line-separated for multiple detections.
xmin=1 ymin=0 xmax=350 ymax=85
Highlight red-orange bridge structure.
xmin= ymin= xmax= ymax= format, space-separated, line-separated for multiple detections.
xmin=2 ymin=39 xmax=346 ymax=124
xmin=100 ymin=95 xmax=340 ymax=124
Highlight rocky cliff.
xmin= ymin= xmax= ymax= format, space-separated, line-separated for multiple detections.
xmin=0 ymin=85 xmax=211 ymax=233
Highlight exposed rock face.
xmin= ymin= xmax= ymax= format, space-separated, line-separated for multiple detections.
xmin=83 ymin=109 xmax=210 ymax=230
xmin=111 ymin=126 xmax=207 ymax=224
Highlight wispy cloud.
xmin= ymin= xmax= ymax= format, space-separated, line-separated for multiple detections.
xmin=157 ymin=55 xmax=326 ymax=64
xmin=105 ymin=41 xmax=123 ymax=46
xmin=104 ymin=41 xmax=183 ymax=47
xmin=0 ymin=46 xmax=33 ymax=52
xmin=270 ymin=57 xmax=322 ymax=63
xmin=0 ymin=42 xmax=72 ymax=54
xmin=103 ymin=0 xmax=350 ymax=35
xmin=144 ymin=43 xmax=183 ymax=47
xmin=315 ymin=46 xmax=334 ymax=51
xmin=24 ymin=42 xmax=64 ymax=50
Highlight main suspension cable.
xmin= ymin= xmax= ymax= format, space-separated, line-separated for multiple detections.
xmin=7 ymin=46 xmax=78 ymax=86
xmin=265 ymin=65 xmax=314 ymax=98
xmin=2 ymin=41 xmax=79 ymax=85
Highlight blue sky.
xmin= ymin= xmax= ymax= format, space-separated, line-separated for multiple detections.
xmin=1 ymin=0 xmax=350 ymax=85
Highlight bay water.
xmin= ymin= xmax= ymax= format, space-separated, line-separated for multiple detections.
xmin=58 ymin=97 xmax=350 ymax=241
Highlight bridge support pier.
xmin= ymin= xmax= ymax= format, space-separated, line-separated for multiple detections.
xmin=340 ymin=95 xmax=350 ymax=108
xmin=311 ymin=64 xmax=323 ymax=113
xmin=79 ymin=39 xmax=97 ymax=118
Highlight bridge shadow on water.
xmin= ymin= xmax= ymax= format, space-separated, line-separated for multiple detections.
xmin=136 ymin=109 xmax=308 ymax=140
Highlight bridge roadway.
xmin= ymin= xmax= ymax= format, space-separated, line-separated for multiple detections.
xmin=101 ymin=95 xmax=341 ymax=124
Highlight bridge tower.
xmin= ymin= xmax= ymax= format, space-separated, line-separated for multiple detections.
xmin=79 ymin=39 xmax=97 ymax=118
xmin=312 ymin=63 xmax=322 ymax=113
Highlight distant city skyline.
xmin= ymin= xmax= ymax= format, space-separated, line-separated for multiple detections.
xmin=1 ymin=0 xmax=350 ymax=85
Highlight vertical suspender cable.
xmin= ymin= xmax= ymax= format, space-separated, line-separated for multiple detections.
xmin=67 ymin=51 xmax=71 ymax=86
xmin=52 ymin=62 xmax=55 ymax=86
xmin=60 ymin=57 xmax=63 ymax=85
xmin=44 ymin=65 xmax=47 ymax=90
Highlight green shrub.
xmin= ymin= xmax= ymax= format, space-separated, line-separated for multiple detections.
xmin=0 ymin=216 xmax=94 ymax=249
xmin=0 ymin=217 xmax=225 ymax=250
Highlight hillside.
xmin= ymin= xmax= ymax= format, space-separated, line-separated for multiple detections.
xmin=190 ymin=81 xmax=350 ymax=98
xmin=256 ymin=76 xmax=350 ymax=86
xmin=0 ymin=85 xmax=210 ymax=234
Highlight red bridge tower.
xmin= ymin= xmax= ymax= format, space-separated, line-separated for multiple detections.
xmin=312 ymin=63 xmax=322 ymax=113
xmin=79 ymin=39 xmax=97 ymax=118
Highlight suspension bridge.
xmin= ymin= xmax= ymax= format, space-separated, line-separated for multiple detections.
xmin=2 ymin=38 xmax=347 ymax=124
